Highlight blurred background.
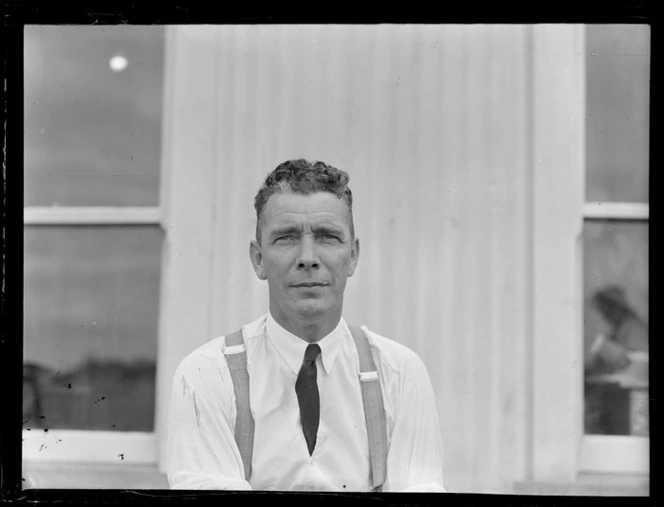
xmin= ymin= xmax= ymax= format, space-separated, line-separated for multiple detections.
xmin=23 ymin=25 xmax=648 ymax=495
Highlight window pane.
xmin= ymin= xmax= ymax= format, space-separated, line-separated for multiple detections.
xmin=583 ymin=221 xmax=648 ymax=436
xmin=23 ymin=226 xmax=162 ymax=431
xmin=24 ymin=26 xmax=164 ymax=206
xmin=585 ymin=25 xmax=650 ymax=203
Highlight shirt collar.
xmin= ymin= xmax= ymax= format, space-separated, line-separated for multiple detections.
xmin=265 ymin=312 xmax=346 ymax=375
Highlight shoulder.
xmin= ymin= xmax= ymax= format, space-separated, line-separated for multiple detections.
xmin=357 ymin=325 xmax=426 ymax=375
xmin=174 ymin=314 xmax=267 ymax=387
xmin=354 ymin=326 xmax=436 ymax=406
xmin=173 ymin=335 xmax=227 ymax=389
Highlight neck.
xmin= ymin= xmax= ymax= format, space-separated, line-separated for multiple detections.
xmin=270 ymin=309 xmax=342 ymax=343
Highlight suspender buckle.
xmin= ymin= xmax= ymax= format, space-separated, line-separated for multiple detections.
xmin=359 ymin=371 xmax=379 ymax=382
xmin=223 ymin=344 xmax=247 ymax=355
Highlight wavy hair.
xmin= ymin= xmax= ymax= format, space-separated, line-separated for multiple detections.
xmin=254 ymin=159 xmax=354 ymax=243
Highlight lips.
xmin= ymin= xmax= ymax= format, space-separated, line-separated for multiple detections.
xmin=292 ymin=282 xmax=328 ymax=288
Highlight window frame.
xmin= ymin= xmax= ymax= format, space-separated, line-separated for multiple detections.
xmin=22 ymin=430 xmax=158 ymax=464
xmin=530 ymin=24 xmax=649 ymax=482
xmin=22 ymin=27 xmax=168 ymax=466
xmin=579 ymin=202 xmax=649 ymax=475
xmin=578 ymin=22 xmax=650 ymax=476
xmin=21 ymin=25 xmax=188 ymax=473
xmin=22 ymin=207 xmax=163 ymax=465
xmin=24 ymin=207 xmax=162 ymax=226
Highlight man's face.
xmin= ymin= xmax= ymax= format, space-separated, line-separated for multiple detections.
xmin=249 ymin=191 xmax=359 ymax=323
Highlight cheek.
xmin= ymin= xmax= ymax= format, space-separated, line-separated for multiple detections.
xmin=263 ymin=252 xmax=294 ymax=275
xmin=329 ymin=254 xmax=353 ymax=277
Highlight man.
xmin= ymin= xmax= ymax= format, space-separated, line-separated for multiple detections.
xmin=584 ymin=286 xmax=649 ymax=435
xmin=166 ymin=159 xmax=445 ymax=491
xmin=585 ymin=286 xmax=648 ymax=375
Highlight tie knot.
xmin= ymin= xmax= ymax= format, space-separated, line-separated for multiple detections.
xmin=303 ymin=343 xmax=321 ymax=363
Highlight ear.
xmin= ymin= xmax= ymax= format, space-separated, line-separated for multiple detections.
xmin=249 ymin=240 xmax=267 ymax=280
xmin=348 ymin=237 xmax=360 ymax=277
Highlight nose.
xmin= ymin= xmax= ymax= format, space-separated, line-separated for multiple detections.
xmin=296 ymin=235 xmax=319 ymax=270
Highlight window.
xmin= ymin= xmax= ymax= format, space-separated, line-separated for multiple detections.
xmin=580 ymin=24 xmax=649 ymax=474
xmin=529 ymin=24 xmax=648 ymax=489
xmin=23 ymin=26 xmax=165 ymax=463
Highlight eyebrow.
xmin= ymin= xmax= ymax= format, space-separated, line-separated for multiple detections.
xmin=269 ymin=226 xmax=301 ymax=238
xmin=268 ymin=225 xmax=345 ymax=238
xmin=314 ymin=225 xmax=345 ymax=236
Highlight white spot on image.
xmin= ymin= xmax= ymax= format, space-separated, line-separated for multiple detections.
xmin=109 ymin=56 xmax=128 ymax=72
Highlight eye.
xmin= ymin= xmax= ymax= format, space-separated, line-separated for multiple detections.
xmin=320 ymin=233 xmax=340 ymax=241
xmin=274 ymin=235 xmax=295 ymax=243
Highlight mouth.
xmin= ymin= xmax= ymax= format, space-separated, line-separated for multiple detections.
xmin=291 ymin=282 xmax=328 ymax=288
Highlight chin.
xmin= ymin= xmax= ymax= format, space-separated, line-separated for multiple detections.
xmin=292 ymin=301 xmax=333 ymax=319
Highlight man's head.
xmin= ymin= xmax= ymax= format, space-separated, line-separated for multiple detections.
xmin=249 ymin=159 xmax=359 ymax=332
xmin=254 ymin=159 xmax=354 ymax=244
xmin=593 ymin=286 xmax=635 ymax=326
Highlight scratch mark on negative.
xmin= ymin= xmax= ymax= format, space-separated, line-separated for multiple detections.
xmin=192 ymin=391 xmax=201 ymax=428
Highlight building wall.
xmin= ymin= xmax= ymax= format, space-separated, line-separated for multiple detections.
xmin=159 ymin=25 xmax=537 ymax=493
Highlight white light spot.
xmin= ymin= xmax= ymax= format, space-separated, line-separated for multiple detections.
xmin=109 ymin=56 xmax=128 ymax=72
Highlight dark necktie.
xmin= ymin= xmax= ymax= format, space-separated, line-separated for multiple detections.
xmin=295 ymin=343 xmax=321 ymax=456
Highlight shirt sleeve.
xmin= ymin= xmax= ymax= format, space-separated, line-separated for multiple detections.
xmin=166 ymin=352 xmax=252 ymax=490
xmin=383 ymin=351 xmax=446 ymax=492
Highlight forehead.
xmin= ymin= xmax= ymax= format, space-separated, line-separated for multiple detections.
xmin=261 ymin=192 xmax=351 ymax=229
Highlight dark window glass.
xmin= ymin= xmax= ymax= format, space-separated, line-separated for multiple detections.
xmin=585 ymin=25 xmax=649 ymax=203
xmin=583 ymin=221 xmax=648 ymax=436
xmin=24 ymin=26 xmax=164 ymax=206
xmin=23 ymin=226 xmax=162 ymax=431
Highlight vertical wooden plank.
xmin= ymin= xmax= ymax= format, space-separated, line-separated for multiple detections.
xmin=436 ymin=25 xmax=466 ymax=490
xmin=531 ymin=24 xmax=586 ymax=482
xmin=155 ymin=26 xmax=222 ymax=470
xmin=495 ymin=25 xmax=531 ymax=491
xmin=467 ymin=26 xmax=491 ymax=487
xmin=336 ymin=26 xmax=372 ymax=327
xmin=451 ymin=26 xmax=474 ymax=490
xmin=413 ymin=25 xmax=444 ymax=416
xmin=484 ymin=25 xmax=501 ymax=490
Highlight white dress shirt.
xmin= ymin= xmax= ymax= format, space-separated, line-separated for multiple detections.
xmin=166 ymin=313 xmax=445 ymax=492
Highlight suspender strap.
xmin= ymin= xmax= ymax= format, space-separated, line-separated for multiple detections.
xmin=349 ymin=325 xmax=388 ymax=492
xmin=224 ymin=325 xmax=387 ymax=490
xmin=223 ymin=329 xmax=254 ymax=481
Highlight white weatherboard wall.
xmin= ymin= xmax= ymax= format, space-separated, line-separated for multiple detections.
xmin=157 ymin=25 xmax=580 ymax=493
